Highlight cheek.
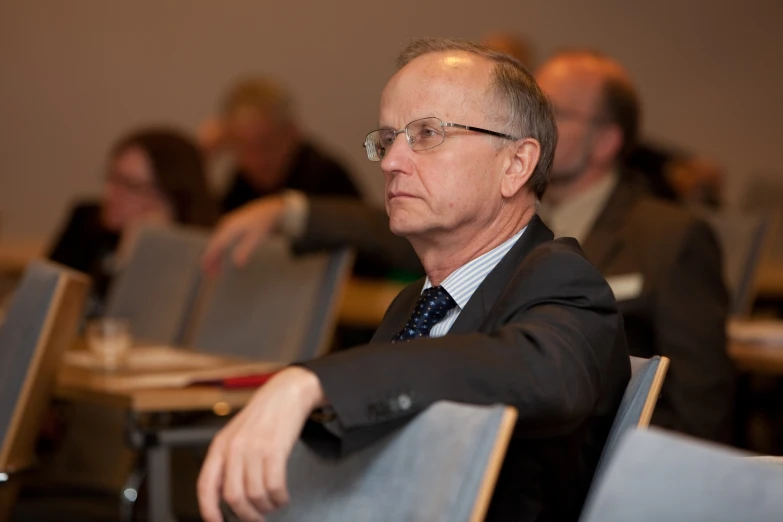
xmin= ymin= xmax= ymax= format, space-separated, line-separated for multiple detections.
xmin=556 ymin=126 xmax=585 ymax=155
xmin=429 ymin=155 xmax=491 ymax=210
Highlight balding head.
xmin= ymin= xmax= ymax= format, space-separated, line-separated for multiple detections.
xmin=395 ymin=37 xmax=556 ymax=200
xmin=538 ymin=51 xmax=640 ymax=160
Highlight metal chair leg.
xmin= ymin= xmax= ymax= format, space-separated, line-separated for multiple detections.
xmin=119 ymin=456 xmax=146 ymax=522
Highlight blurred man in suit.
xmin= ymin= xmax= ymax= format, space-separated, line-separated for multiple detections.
xmin=198 ymin=77 xmax=361 ymax=213
xmin=198 ymin=38 xmax=630 ymax=522
xmin=479 ymin=35 xmax=724 ymax=207
xmin=535 ymin=50 xmax=735 ymax=443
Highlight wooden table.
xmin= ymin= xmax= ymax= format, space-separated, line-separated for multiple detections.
xmin=756 ymin=259 xmax=783 ymax=299
xmin=55 ymin=346 xmax=275 ymax=413
xmin=727 ymin=319 xmax=783 ymax=375
xmin=55 ymin=345 xmax=279 ymax=522
xmin=729 ymin=340 xmax=783 ymax=375
xmin=338 ymin=277 xmax=407 ymax=327
xmin=0 ymin=238 xmax=45 ymax=276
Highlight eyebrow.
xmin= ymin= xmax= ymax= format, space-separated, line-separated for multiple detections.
xmin=377 ymin=115 xmax=441 ymax=129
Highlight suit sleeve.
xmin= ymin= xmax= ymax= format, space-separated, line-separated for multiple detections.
xmin=294 ymin=197 xmax=424 ymax=276
xmin=653 ymin=219 xmax=734 ymax=443
xmin=301 ymin=248 xmax=627 ymax=454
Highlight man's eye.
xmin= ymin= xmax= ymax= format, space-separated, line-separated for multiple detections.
xmin=379 ymin=132 xmax=396 ymax=146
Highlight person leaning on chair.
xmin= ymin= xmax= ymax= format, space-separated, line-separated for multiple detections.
xmin=197 ymin=37 xmax=631 ymax=522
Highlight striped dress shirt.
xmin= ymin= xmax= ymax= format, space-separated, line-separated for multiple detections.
xmin=423 ymin=226 xmax=527 ymax=338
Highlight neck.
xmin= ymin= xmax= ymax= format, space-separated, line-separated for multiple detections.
xmin=545 ymin=164 xmax=614 ymax=206
xmin=410 ymin=202 xmax=536 ymax=286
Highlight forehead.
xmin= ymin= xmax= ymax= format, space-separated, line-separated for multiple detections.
xmin=228 ymin=106 xmax=277 ymax=135
xmin=379 ymin=51 xmax=496 ymax=124
xmin=536 ymin=58 xmax=606 ymax=110
xmin=113 ymin=146 xmax=153 ymax=179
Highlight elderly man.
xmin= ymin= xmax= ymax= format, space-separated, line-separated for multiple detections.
xmin=198 ymin=38 xmax=630 ymax=522
xmin=198 ymin=77 xmax=361 ymax=214
xmin=535 ymin=51 xmax=735 ymax=443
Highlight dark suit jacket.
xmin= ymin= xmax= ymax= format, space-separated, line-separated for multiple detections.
xmin=301 ymin=216 xmax=631 ymax=522
xmin=221 ymin=142 xmax=361 ymax=214
xmin=581 ymin=174 xmax=734 ymax=443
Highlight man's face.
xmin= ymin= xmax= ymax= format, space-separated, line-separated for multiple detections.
xmin=227 ymin=107 xmax=292 ymax=186
xmin=378 ymin=52 xmax=511 ymax=241
xmin=535 ymin=60 xmax=605 ymax=184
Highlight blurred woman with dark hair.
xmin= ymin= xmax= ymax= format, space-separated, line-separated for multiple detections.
xmin=48 ymin=127 xmax=218 ymax=311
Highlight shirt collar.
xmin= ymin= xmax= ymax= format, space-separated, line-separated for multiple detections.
xmin=422 ymin=226 xmax=527 ymax=309
xmin=539 ymin=170 xmax=619 ymax=242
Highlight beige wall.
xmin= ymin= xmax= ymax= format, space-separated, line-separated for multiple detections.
xmin=1 ymin=0 xmax=781 ymax=241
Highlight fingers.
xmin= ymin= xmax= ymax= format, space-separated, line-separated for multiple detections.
xmin=197 ymin=444 xmax=227 ymax=522
xmin=245 ymin=444 xmax=277 ymax=514
xmin=264 ymin=451 xmax=291 ymax=509
xmin=223 ymin=439 xmax=266 ymax=521
xmin=197 ymin=369 xmax=317 ymax=521
xmin=232 ymin=228 xmax=264 ymax=268
xmin=202 ymin=218 xmax=240 ymax=275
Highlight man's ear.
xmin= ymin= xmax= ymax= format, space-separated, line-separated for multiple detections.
xmin=501 ymin=138 xmax=540 ymax=198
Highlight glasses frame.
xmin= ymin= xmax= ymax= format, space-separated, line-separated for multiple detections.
xmin=363 ymin=117 xmax=520 ymax=161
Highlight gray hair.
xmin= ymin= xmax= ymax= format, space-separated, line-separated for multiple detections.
xmin=397 ymin=37 xmax=557 ymax=199
xmin=221 ymin=77 xmax=294 ymax=124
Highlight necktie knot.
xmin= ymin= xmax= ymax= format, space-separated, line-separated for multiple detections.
xmin=392 ymin=286 xmax=457 ymax=342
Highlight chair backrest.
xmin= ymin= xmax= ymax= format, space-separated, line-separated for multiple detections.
xmin=592 ymin=355 xmax=669 ymax=485
xmin=691 ymin=207 xmax=776 ymax=316
xmin=0 ymin=261 xmax=89 ymax=473
xmin=188 ymin=237 xmax=353 ymax=362
xmin=579 ymin=427 xmax=783 ymax=522
xmin=104 ymin=224 xmax=209 ymax=344
xmin=251 ymin=402 xmax=516 ymax=522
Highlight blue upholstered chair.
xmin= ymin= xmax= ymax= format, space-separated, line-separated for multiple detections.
xmin=226 ymin=401 xmax=517 ymax=522
xmin=0 ymin=261 xmax=89 ymax=520
xmin=105 ymin=224 xmax=209 ymax=345
xmin=188 ymin=238 xmax=353 ymax=362
xmin=580 ymin=427 xmax=783 ymax=522
xmin=591 ymin=355 xmax=669 ymax=485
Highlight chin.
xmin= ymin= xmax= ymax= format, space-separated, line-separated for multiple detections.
xmin=388 ymin=214 xmax=424 ymax=237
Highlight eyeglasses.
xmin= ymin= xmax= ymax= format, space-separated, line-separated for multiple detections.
xmin=105 ymin=171 xmax=159 ymax=197
xmin=363 ymin=117 xmax=520 ymax=162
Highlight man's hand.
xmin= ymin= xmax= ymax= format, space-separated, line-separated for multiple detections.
xmin=197 ymin=367 xmax=326 ymax=522
xmin=202 ymin=196 xmax=286 ymax=275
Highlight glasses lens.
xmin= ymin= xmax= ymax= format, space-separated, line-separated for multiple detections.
xmin=365 ymin=129 xmax=397 ymax=161
xmin=406 ymin=118 xmax=445 ymax=151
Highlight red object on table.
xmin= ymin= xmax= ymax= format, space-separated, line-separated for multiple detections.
xmin=221 ymin=372 xmax=278 ymax=388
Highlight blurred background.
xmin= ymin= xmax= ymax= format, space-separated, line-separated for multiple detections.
xmin=1 ymin=0 xmax=781 ymax=240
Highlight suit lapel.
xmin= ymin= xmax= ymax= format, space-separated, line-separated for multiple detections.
xmin=371 ymin=279 xmax=423 ymax=343
xmin=581 ymin=174 xmax=644 ymax=271
xmin=448 ymin=215 xmax=555 ymax=335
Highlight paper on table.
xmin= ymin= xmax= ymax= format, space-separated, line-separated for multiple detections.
xmin=62 ymin=345 xmax=281 ymax=390
xmin=65 ymin=345 xmax=231 ymax=371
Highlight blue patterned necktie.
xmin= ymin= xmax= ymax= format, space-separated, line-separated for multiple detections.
xmin=392 ymin=286 xmax=457 ymax=342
